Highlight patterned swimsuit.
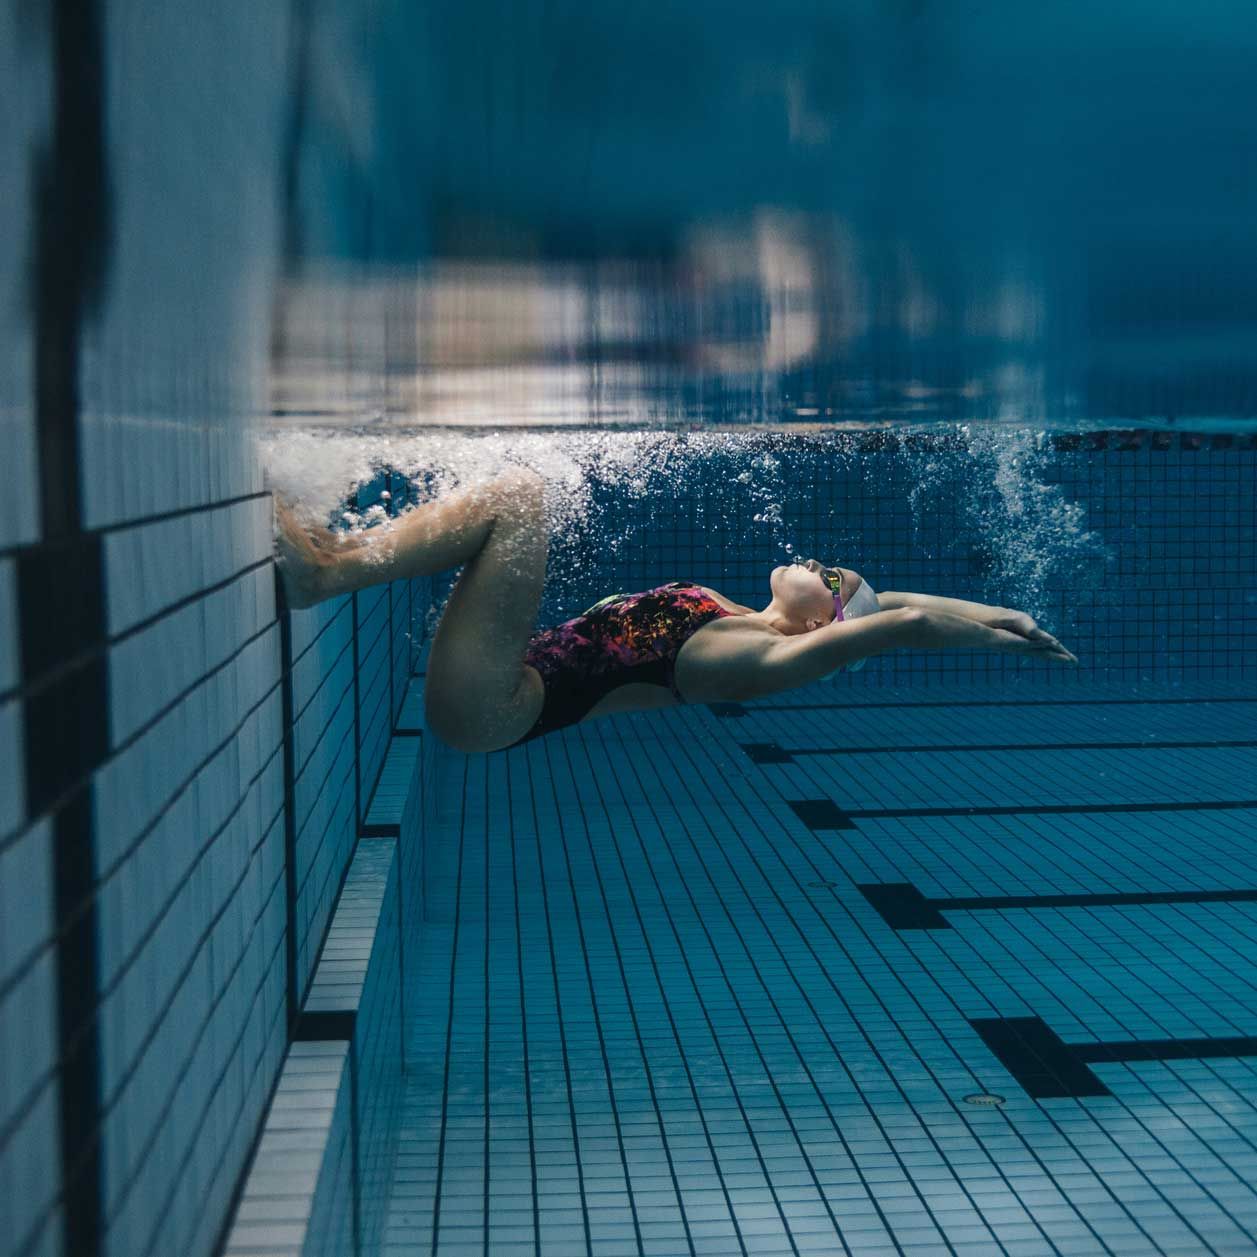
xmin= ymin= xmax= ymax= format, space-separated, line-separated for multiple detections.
xmin=513 ymin=582 xmax=735 ymax=745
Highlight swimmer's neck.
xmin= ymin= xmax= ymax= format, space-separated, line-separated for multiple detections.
xmin=744 ymin=600 xmax=811 ymax=637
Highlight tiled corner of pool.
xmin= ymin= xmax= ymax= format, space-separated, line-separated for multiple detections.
xmin=383 ymin=678 xmax=1257 ymax=1256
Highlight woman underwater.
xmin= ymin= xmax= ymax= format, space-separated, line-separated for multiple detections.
xmin=275 ymin=467 xmax=1077 ymax=753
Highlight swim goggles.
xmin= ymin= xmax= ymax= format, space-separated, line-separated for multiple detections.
xmin=819 ymin=566 xmax=845 ymax=621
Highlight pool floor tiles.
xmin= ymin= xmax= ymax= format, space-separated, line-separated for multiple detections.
xmin=381 ymin=680 xmax=1257 ymax=1256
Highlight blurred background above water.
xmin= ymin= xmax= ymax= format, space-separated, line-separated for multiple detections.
xmin=266 ymin=0 xmax=1257 ymax=430
xmin=4 ymin=8 xmax=1257 ymax=1257
xmin=7 ymin=0 xmax=1257 ymax=461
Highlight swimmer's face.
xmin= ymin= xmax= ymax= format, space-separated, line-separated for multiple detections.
xmin=770 ymin=559 xmax=862 ymax=628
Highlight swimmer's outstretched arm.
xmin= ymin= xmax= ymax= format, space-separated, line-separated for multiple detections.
xmin=757 ymin=605 xmax=1076 ymax=694
xmin=274 ymin=467 xmax=543 ymax=608
xmin=684 ymin=605 xmax=1076 ymax=702
xmin=877 ymin=589 xmax=1073 ymax=650
xmin=878 ymin=590 xmax=1025 ymax=625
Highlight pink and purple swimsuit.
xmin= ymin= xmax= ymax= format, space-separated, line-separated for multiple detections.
xmin=513 ymin=582 xmax=734 ymax=745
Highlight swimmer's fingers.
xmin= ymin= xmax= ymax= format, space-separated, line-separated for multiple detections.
xmin=1027 ymin=627 xmax=1077 ymax=662
xmin=991 ymin=609 xmax=1039 ymax=637
xmin=1003 ymin=619 xmax=1078 ymax=664
xmin=990 ymin=627 xmax=1078 ymax=664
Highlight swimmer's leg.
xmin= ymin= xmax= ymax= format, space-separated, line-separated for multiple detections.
xmin=275 ymin=469 xmax=548 ymax=751
xmin=423 ymin=469 xmax=548 ymax=750
xmin=275 ymin=469 xmax=539 ymax=605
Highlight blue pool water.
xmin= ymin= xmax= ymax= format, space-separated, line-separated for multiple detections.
xmin=6 ymin=4 xmax=1257 ymax=1257
xmin=353 ymin=431 xmax=1257 ymax=1256
xmin=386 ymin=678 xmax=1257 ymax=1255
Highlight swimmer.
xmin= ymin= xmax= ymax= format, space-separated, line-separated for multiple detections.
xmin=275 ymin=469 xmax=1077 ymax=753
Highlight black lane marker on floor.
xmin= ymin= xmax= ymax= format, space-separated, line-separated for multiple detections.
xmin=831 ymin=799 xmax=1257 ymax=822
xmin=1074 ymin=1036 xmax=1257 ymax=1064
xmin=749 ymin=696 xmax=1257 ymax=712
xmin=859 ymin=884 xmax=950 ymax=929
xmin=860 ymin=882 xmax=1257 ymax=930
xmin=971 ymin=1018 xmax=1113 ymax=1098
xmin=788 ymin=800 xmax=856 ymax=830
xmin=744 ymin=742 xmax=795 ymax=764
xmin=744 ymin=739 xmax=1257 ymax=763
xmin=971 ymin=1018 xmax=1257 ymax=1098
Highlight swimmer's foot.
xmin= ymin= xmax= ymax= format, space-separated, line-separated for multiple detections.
xmin=273 ymin=496 xmax=334 ymax=609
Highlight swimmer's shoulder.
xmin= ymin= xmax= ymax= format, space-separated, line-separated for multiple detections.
xmin=694 ymin=584 xmax=759 ymax=618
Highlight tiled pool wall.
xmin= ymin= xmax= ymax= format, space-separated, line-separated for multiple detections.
xmin=0 ymin=7 xmax=430 ymax=1257
xmin=2 ymin=13 xmax=1256 ymax=1257
xmin=561 ymin=431 xmax=1256 ymax=686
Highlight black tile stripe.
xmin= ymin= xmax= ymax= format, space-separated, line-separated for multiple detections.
xmin=746 ymin=738 xmax=1257 ymax=763
xmin=348 ymin=1023 xmax=363 ymax=1255
xmin=353 ymin=590 xmax=363 ymax=828
xmin=294 ymin=1009 xmax=356 ymax=1040
xmin=51 ymin=788 xmax=105 ymax=1254
xmin=17 ymin=537 xmax=109 ymax=819
xmin=792 ymin=799 xmax=1257 ymax=828
xmin=745 ymin=696 xmax=1257 ymax=713
xmin=971 ymin=1017 xmax=1257 ymax=1098
xmin=16 ymin=534 xmax=105 ymax=680
xmin=858 ymin=883 xmax=950 ymax=929
xmin=277 ymin=573 xmax=301 ymax=1030
xmin=1075 ymin=1036 xmax=1257 ymax=1063
xmin=787 ymin=799 xmax=856 ymax=830
xmin=743 ymin=742 xmax=794 ymax=764
xmin=971 ymin=1017 xmax=1112 ymax=1099
xmin=25 ymin=0 xmax=110 ymax=1250
xmin=33 ymin=0 xmax=109 ymax=542
xmin=944 ymin=887 xmax=1257 ymax=911
xmin=860 ymin=881 xmax=1257 ymax=930
xmin=852 ymin=799 xmax=1257 ymax=819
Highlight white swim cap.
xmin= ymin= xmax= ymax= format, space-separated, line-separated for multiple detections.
xmin=826 ymin=577 xmax=879 ymax=675
xmin=842 ymin=577 xmax=880 ymax=622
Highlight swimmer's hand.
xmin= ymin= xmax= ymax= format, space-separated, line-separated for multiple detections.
xmin=900 ymin=608 xmax=1078 ymax=664
xmin=987 ymin=608 xmax=1078 ymax=664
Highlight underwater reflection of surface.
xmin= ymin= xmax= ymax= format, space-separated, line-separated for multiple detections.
xmin=269 ymin=241 xmax=1257 ymax=431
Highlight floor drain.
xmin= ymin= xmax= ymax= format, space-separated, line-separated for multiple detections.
xmin=807 ymin=880 xmax=838 ymax=889
xmin=963 ymin=1093 xmax=1007 ymax=1107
